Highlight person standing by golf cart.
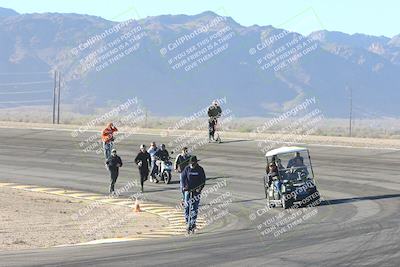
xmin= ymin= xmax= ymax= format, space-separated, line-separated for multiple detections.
xmin=207 ymin=100 xmax=222 ymax=142
xmin=101 ymin=122 xmax=118 ymax=160
xmin=174 ymin=147 xmax=191 ymax=202
xmin=266 ymin=162 xmax=282 ymax=196
xmin=106 ymin=149 xmax=122 ymax=195
xmin=181 ymin=156 xmax=206 ymax=233
xmin=135 ymin=144 xmax=151 ymax=192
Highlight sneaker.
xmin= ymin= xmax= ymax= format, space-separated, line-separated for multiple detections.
xmin=154 ymin=178 xmax=159 ymax=183
xmin=141 ymin=186 xmax=144 ymax=193
xmin=149 ymin=177 xmax=153 ymax=183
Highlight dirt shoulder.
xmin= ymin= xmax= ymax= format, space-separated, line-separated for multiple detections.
xmin=0 ymin=187 xmax=168 ymax=251
xmin=0 ymin=121 xmax=399 ymax=149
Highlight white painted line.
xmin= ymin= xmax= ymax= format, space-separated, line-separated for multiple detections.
xmin=2 ymin=125 xmax=399 ymax=151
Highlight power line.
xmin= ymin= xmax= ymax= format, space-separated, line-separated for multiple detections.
xmin=0 ymin=71 xmax=50 ymax=76
xmin=0 ymin=80 xmax=53 ymax=86
xmin=0 ymin=90 xmax=51 ymax=95
xmin=0 ymin=99 xmax=50 ymax=104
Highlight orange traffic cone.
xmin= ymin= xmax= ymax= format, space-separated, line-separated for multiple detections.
xmin=134 ymin=198 xmax=141 ymax=212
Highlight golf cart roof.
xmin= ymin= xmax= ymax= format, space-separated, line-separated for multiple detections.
xmin=265 ymin=146 xmax=308 ymax=157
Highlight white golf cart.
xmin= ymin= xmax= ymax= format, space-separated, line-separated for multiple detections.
xmin=264 ymin=146 xmax=320 ymax=209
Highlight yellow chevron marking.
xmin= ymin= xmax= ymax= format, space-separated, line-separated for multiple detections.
xmin=3 ymin=181 xmax=206 ymax=243
xmin=99 ymin=199 xmax=125 ymax=203
xmin=138 ymin=234 xmax=174 ymax=238
xmin=113 ymin=201 xmax=134 ymax=206
xmin=11 ymin=185 xmax=37 ymax=189
xmin=84 ymin=196 xmax=108 ymax=200
xmin=46 ymin=190 xmax=70 ymax=194
xmin=0 ymin=182 xmax=15 ymax=187
xmin=28 ymin=187 xmax=60 ymax=192
xmin=59 ymin=191 xmax=86 ymax=195
xmin=66 ymin=193 xmax=102 ymax=198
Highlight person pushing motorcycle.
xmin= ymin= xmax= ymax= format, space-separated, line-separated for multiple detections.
xmin=207 ymin=100 xmax=222 ymax=142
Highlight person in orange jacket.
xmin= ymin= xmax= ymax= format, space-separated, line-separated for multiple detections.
xmin=102 ymin=122 xmax=118 ymax=160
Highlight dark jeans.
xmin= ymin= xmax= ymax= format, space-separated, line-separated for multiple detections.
xmin=103 ymin=142 xmax=113 ymax=160
xmin=150 ymin=160 xmax=158 ymax=178
xmin=109 ymin=168 xmax=119 ymax=193
xmin=184 ymin=191 xmax=200 ymax=227
xmin=139 ymin=167 xmax=149 ymax=189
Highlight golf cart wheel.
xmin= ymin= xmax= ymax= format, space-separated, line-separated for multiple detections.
xmin=310 ymin=191 xmax=321 ymax=206
xmin=163 ymin=172 xmax=171 ymax=184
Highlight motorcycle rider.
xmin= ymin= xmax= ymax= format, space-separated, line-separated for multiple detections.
xmin=174 ymin=147 xmax=191 ymax=201
xmin=101 ymin=122 xmax=118 ymax=160
xmin=147 ymin=142 xmax=159 ymax=183
xmin=105 ymin=149 xmax=122 ymax=195
xmin=207 ymin=100 xmax=222 ymax=142
xmin=181 ymin=156 xmax=206 ymax=233
xmin=135 ymin=144 xmax=152 ymax=192
xmin=154 ymin=144 xmax=170 ymax=175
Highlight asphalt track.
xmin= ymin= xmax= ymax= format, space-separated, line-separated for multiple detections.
xmin=0 ymin=128 xmax=400 ymax=267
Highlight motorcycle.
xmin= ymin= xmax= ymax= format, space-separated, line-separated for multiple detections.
xmin=155 ymin=157 xmax=173 ymax=184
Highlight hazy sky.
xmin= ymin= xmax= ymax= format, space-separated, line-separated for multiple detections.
xmin=0 ymin=0 xmax=398 ymax=37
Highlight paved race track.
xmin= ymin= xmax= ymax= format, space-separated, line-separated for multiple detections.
xmin=0 ymin=128 xmax=400 ymax=267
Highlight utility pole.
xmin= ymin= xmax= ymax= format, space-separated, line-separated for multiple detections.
xmin=57 ymin=71 xmax=61 ymax=124
xmin=145 ymin=108 xmax=148 ymax=128
xmin=348 ymin=86 xmax=353 ymax=137
xmin=52 ymin=70 xmax=57 ymax=124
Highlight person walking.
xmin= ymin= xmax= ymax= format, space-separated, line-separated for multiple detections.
xmin=181 ymin=156 xmax=206 ymax=233
xmin=147 ymin=142 xmax=160 ymax=183
xmin=174 ymin=147 xmax=191 ymax=203
xmin=105 ymin=149 xmax=122 ymax=195
xmin=135 ymin=144 xmax=151 ymax=192
xmin=101 ymin=122 xmax=118 ymax=160
xmin=207 ymin=100 xmax=222 ymax=142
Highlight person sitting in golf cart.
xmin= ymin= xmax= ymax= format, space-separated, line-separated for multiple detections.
xmin=287 ymin=155 xmax=309 ymax=180
xmin=287 ymin=152 xmax=304 ymax=168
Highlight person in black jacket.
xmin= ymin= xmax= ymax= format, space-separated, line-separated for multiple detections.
xmin=174 ymin=147 xmax=191 ymax=201
xmin=154 ymin=144 xmax=170 ymax=175
xmin=207 ymin=100 xmax=222 ymax=142
xmin=135 ymin=144 xmax=151 ymax=192
xmin=106 ymin=149 xmax=123 ymax=195
xmin=181 ymin=156 xmax=206 ymax=233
